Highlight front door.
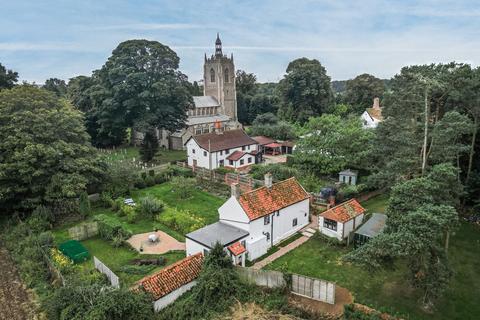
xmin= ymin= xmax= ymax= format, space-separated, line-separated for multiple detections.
xmin=193 ymin=159 xmax=197 ymax=167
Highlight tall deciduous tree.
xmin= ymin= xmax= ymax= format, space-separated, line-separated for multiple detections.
xmin=344 ymin=73 xmax=385 ymax=114
xmin=294 ymin=114 xmax=374 ymax=175
xmin=278 ymin=58 xmax=333 ymax=123
xmin=0 ymin=85 xmax=104 ymax=213
xmin=43 ymin=78 xmax=67 ymax=97
xmin=0 ymin=62 xmax=18 ymax=90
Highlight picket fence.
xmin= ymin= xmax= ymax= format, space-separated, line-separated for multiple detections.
xmin=94 ymin=256 xmax=120 ymax=288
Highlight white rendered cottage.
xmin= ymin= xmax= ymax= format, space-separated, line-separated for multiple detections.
xmin=318 ymin=199 xmax=366 ymax=241
xmin=186 ymin=174 xmax=311 ymax=262
xmin=361 ymin=97 xmax=383 ymax=129
xmin=185 ymin=129 xmax=259 ymax=170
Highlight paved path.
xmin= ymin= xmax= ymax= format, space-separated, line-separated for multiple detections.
xmin=126 ymin=231 xmax=185 ymax=254
xmin=252 ymin=215 xmax=318 ymax=270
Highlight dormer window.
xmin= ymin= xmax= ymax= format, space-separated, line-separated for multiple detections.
xmin=210 ymin=69 xmax=215 ymax=82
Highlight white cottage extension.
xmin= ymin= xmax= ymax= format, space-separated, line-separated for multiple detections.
xmin=318 ymin=199 xmax=366 ymax=241
xmin=186 ymin=175 xmax=311 ymax=262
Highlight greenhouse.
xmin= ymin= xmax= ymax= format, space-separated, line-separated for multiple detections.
xmin=354 ymin=213 xmax=387 ymax=248
xmin=59 ymin=240 xmax=90 ymax=263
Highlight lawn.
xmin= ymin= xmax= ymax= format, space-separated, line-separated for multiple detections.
xmin=131 ymin=182 xmax=226 ymax=224
xmin=99 ymin=146 xmax=186 ymax=165
xmin=267 ymin=222 xmax=480 ymax=319
xmin=79 ymin=237 xmax=185 ymax=287
xmin=361 ymin=193 xmax=389 ymax=213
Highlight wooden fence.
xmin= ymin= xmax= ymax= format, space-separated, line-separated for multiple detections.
xmin=176 ymin=162 xmax=264 ymax=192
xmin=291 ymin=273 xmax=335 ymax=304
xmin=94 ymin=256 xmax=120 ymax=288
xmin=236 ymin=267 xmax=335 ymax=305
xmin=68 ymin=222 xmax=98 ymax=241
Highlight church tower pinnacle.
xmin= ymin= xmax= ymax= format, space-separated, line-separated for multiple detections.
xmin=215 ymin=33 xmax=222 ymax=57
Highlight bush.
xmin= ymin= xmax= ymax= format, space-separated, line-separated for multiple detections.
xmin=170 ymin=176 xmax=196 ymax=199
xmin=214 ymin=166 xmax=233 ymax=175
xmin=94 ymin=214 xmax=132 ymax=242
xmin=79 ymin=192 xmax=91 ymax=217
xmin=138 ymin=196 xmax=165 ymax=218
xmin=144 ymin=175 xmax=155 ymax=187
xmin=124 ymin=206 xmax=139 ymax=223
xmin=112 ymin=197 xmax=125 ymax=212
xmin=249 ymin=163 xmax=299 ymax=181
xmin=134 ymin=176 xmax=147 ymax=189
xmin=104 ymin=162 xmax=138 ymax=198
xmin=161 ymin=164 xmax=194 ymax=179
xmin=154 ymin=173 xmax=168 ymax=184
xmin=100 ymin=192 xmax=114 ymax=208
xmin=156 ymin=208 xmax=206 ymax=234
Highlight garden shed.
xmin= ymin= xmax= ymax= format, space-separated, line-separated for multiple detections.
xmin=354 ymin=213 xmax=387 ymax=248
xmin=339 ymin=169 xmax=358 ymax=185
xmin=59 ymin=240 xmax=90 ymax=263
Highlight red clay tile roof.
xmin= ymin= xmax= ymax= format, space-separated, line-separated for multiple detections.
xmin=265 ymin=142 xmax=282 ymax=148
xmin=226 ymin=150 xmax=246 ymax=161
xmin=137 ymin=253 xmax=203 ymax=300
xmin=189 ymin=129 xmax=257 ymax=152
xmin=239 ymin=177 xmax=310 ymax=220
xmin=366 ymin=108 xmax=383 ymax=121
xmin=228 ymin=242 xmax=246 ymax=256
xmin=320 ymin=199 xmax=365 ymax=223
xmin=252 ymin=136 xmax=275 ymax=146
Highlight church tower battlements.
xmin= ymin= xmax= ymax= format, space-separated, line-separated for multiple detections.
xmin=203 ymin=33 xmax=237 ymax=121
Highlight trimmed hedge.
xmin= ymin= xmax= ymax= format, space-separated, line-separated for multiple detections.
xmin=94 ymin=214 xmax=132 ymax=242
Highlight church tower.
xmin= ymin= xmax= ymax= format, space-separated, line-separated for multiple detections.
xmin=203 ymin=33 xmax=237 ymax=120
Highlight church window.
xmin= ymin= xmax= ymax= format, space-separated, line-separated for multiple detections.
xmin=224 ymin=68 xmax=229 ymax=83
xmin=210 ymin=68 xmax=215 ymax=82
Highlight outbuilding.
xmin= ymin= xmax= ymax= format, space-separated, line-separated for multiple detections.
xmin=338 ymin=169 xmax=358 ymax=185
xmin=318 ymin=199 xmax=365 ymax=241
xmin=354 ymin=213 xmax=387 ymax=248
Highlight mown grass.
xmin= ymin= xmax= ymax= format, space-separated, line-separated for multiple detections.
xmin=267 ymin=222 xmax=480 ymax=320
xmin=361 ymin=193 xmax=389 ymax=213
xmin=99 ymin=146 xmax=186 ymax=165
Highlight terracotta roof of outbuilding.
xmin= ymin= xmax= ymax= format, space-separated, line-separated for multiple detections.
xmin=187 ymin=129 xmax=257 ymax=152
xmin=239 ymin=177 xmax=310 ymax=221
xmin=228 ymin=242 xmax=246 ymax=256
xmin=226 ymin=150 xmax=246 ymax=161
xmin=137 ymin=253 xmax=203 ymax=300
xmin=252 ymin=136 xmax=275 ymax=146
xmin=320 ymin=199 xmax=365 ymax=223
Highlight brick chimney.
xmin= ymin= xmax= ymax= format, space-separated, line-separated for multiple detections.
xmin=231 ymin=183 xmax=240 ymax=199
xmin=264 ymin=173 xmax=273 ymax=189
xmin=373 ymin=97 xmax=380 ymax=110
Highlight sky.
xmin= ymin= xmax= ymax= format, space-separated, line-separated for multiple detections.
xmin=1 ymin=0 xmax=479 ymax=84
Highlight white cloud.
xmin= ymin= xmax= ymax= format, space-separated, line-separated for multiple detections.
xmin=91 ymin=23 xmax=201 ymax=31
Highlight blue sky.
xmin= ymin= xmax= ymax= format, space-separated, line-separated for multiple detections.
xmin=1 ymin=0 xmax=479 ymax=84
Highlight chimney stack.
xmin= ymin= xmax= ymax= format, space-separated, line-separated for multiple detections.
xmin=264 ymin=173 xmax=273 ymax=189
xmin=231 ymin=183 xmax=240 ymax=199
xmin=373 ymin=97 xmax=380 ymax=110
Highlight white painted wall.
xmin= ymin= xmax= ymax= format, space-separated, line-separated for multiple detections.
xmin=218 ymin=197 xmax=250 ymax=231
xmin=186 ymin=138 xmax=258 ymax=170
xmin=153 ymin=281 xmax=197 ymax=311
xmin=361 ymin=111 xmax=380 ymax=129
xmin=318 ymin=216 xmax=344 ymax=241
xmin=186 ymin=238 xmax=209 ymax=256
xmin=246 ymin=235 xmax=268 ymax=260
xmin=273 ymin=199 xmax=309 ymax=244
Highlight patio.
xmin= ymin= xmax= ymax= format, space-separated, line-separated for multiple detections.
xmin=126 ymin=230 xmax=186 ymax=255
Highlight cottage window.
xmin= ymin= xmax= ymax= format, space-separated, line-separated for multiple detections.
xmin=264 ymin=215 xmax=270 ymax=225
xmin=203 ymin=151 xmax=207 ymax=157
xmin=219 ymin=160 xmax=224 ymax=167
xmin=292 ymin=218 xmax=298 ymax=227
xmin=195 ymin=128 xmax=202 ymax=135
xmin=229 ymin=160 xmax=234 ymax=166
xmin=265 ymin=232 xmax=270 ymax=242
xmin=192 ymin=149 xmax=195 ymax=154
xmin=248 ymin=157 xmax=252 ymax=164
xmin=240 ymin=159 xmax=244 ymax=165
xmin=323 ymin=218 xmax=337 ymax=231
xmin=203 ymin=248 xmax=210 ymax=256
xmin=220 ymin=150 xmax=223 ymax=155
xmin=226 ymin=149 xmax=230 ymax=154
xmin=242 ymin=146 xmax=246 ymax=151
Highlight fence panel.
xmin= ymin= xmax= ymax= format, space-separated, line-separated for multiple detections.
xmin=236 ymin=267 xmax=285 ymax=288
xmin=291 ymin=273 xmax=335 ymax=304
xmin=94 ymin=256 xmax=120 ymax=288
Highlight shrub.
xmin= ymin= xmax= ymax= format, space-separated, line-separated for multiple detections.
xmin=144 ymin=175 xmax=155 ymax=187
xmin=249 ymin=163 xmax=299 ymax=181
xmin=125 ymin=206 xmax=139 ymax=223
xmin=154 ymin=173 xmax=168 ymax=184
xmin=79 ymin=192 xmax=91 ymax=217
xmin=134 ymin=176 xmax=147 ymax=189
xmin=214 ymin=166 xmax=233 ymax=175
xmin=156 ymin=208 xmax=206 ymax=234
xmin=100 ymin=192 xmax=114 ymax=208
xmin=138 ymin=196 xmax=165 ymax=218
xmin=161 ymin=164 xmax=194 ymax=179
xmin=94 ymin=214 xmax=132 ymax=242
xmin=170 ymin=176 xmax=196 ymax=199
xmin=148 ymin=169 xmax=155 ymax=177
xmin=50 ymin=248 xmax=74 ymax=273
xmin=104 ymin=161 xmax=138 ymax=198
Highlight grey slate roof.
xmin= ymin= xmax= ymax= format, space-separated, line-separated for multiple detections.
xmin=185 ymin=222 xmax=249 ymax=248
xmin=339 ymin=169 xmax=358 ymax=176
xmin=355 ymin=213 xmax=387 ymax=238
xmin=193 ymin=96 xmax=220 ymax=108
xmin=186 ymin=114 xmax=231 ymax=126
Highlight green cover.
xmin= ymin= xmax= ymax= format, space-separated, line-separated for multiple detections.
xmin=59 ymin=240 xmax=90 ymax=263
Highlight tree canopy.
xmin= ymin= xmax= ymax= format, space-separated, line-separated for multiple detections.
xmin=249 ymin=113 xmax=296 ymax=140
xmin=67 ymin=40 xmax=193 ymax=147
xmin=0 ymin=62 xmax=18 ymax=90
xmin=278 ymin=58 xmax=334 ymax=123
xmin=0 ymin=85 xmax=104 ymax=212
xmin=344 ymin=73 xmax=385 ymax=114
xmin=43 ymin=78 xmax=68 ymax=97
